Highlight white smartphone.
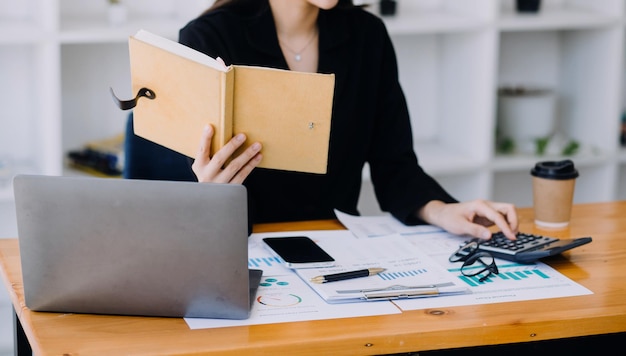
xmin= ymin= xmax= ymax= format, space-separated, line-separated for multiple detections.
xmin=262 ymin=236 xmax=335 ymax=269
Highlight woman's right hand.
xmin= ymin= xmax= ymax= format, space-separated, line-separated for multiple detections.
xmin=192 ymin=124 xmax=262 ymax=184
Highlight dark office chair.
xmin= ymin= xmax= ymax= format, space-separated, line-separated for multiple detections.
xmin=123 ymin=112 xmax=196 ymax=181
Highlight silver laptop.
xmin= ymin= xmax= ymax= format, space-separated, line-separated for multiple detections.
xmin=13 ymin=174 xmax=261 ymax=319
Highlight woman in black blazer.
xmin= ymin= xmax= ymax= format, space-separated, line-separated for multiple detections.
xmin=183 ymin=0 xmax=519 ymax=240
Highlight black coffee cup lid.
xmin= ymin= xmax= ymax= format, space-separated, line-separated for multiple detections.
xmin=531 ymin=160 xmax=579 ymax=180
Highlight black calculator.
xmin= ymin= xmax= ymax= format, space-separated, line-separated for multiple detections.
xmin=475 ymin=232 xmax=593 ymax=263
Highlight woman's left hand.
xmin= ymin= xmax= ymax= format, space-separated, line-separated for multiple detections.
xmin=418 ymin=199 xmax=518 ymax=240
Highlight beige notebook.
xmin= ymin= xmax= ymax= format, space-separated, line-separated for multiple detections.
xmin=128 ymin=30 xmax=335 ymax=174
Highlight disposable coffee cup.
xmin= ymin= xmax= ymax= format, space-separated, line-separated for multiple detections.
xmin=531 ymin=160 xmax=578 ymax=228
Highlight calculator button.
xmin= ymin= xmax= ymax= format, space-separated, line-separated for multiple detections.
xmin=483 ymin=231 xmax=559 ymax=254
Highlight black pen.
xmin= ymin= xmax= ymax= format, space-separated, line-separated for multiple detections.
xmin=310 ymin=268 xmax=386 ymax=284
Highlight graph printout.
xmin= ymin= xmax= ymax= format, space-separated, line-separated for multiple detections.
xmin=186 ymin=220 xmax=592 ymax=329
xmin=392 ymin=230 xmax=593 ymax=310
xmin=335 ymin=211 xmax=593 ymax=310
xmin=185 ymin=231 xmax=403 ymax=330
xmin=289 ymin=233 xmax=468 ymax=302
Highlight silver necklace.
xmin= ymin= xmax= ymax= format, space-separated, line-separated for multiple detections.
xmin=279 ymin=30 xmax=318 ymax=62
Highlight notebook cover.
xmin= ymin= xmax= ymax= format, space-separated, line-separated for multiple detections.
xmin=128 ymin=32 xmax=334 ymax=174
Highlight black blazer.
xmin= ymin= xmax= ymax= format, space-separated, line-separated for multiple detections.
xmin=179 ymin=1 xmax=457 ymax=225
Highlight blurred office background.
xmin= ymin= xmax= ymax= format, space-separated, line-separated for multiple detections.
xmin=2 ymin=0 xmax=626 ymax=353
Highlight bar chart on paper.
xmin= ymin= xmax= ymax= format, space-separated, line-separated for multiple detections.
xmin=249 ymin=256 xmax=283 ymax=269
xmin=452 ymin=263 xmax=553 ymax=287
xmin=378 ymin=269 xmax=428 ymax=281
xmin=392 ymin=258 xmax=592 ymax=311
xmin=391 ymin=232 xmax=593 ymax=311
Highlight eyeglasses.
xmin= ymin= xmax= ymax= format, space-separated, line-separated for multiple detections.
xmin=449 ymin=240 xmax=499 ymax=282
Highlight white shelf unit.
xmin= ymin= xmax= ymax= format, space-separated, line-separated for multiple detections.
xmin=491 ymin=0 xmax=624 ymax=208
xmin=1 ymin=0 xmax=625 ymax=217
xmin=360 ymin=0 xmax=625 ymax=214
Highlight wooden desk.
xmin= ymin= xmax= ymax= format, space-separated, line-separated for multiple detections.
xmin=1 ymin=202 xmax=625 ymax=355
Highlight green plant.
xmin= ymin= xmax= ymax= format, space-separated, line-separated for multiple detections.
xmin=562 ymin=140 xmax=579 ymax=156
xmin=497 ymin=137 xmax=515 ymax=154
xmin=535 ymin=137 xmax=550 ymax=155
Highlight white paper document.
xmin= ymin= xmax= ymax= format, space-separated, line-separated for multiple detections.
xmin=185 ymin=271 xmax=401 ymax=330
xmin=395 ymin=230 xmax=593 ymax=310
xmin=334 ymin=209 xmax=442 ymax=238
xmin=185 ymin=230 xmax=404 ymax=330
xmin=334 ymin=211 xmax=592 ymax=310
xmin=278 ymin=232 xmax=469 ymax=302
xmin=185 ymin=213 xmax=593 ymax=329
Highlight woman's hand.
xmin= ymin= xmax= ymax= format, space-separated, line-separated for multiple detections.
xmin=192 ymin=124 xmax=262 ymax=184
xmin=418 ymin=199 xmax=518 ymax=240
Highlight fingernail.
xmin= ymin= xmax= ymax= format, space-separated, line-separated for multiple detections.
xmin=236 ymin=133 xmax=245 ymax=142
xmin=482 ymin=230 xmax=492 ymax=239
xmin=204 ymin=125 xmax=210 ymax=132
xmin=251 ymin=142 xmax=261 ymax=151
